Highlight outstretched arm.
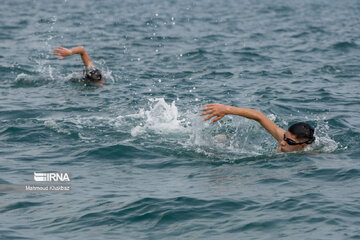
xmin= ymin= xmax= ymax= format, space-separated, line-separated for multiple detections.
xmin=200 ymin=103 xmax=285 ymax=142
xmin=53 ymin=46 xmax=94 ymax=67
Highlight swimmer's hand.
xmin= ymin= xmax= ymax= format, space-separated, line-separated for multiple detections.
xmin=53 ymin=46 xmax=94 ymax=67
xmin=200 ymin=103 xmax=229 ymax=122
xmin=53 ymin=47 xmax=72 ymax=60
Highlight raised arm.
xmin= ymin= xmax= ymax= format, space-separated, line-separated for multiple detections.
xmin=200 ymin=103 xmax=285 ymax=142
xmin=53 ymin=46 xmax=94 ymax=67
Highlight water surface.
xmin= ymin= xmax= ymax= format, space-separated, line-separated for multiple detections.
xmin=1 ymin=0 xmax=360 ymax=239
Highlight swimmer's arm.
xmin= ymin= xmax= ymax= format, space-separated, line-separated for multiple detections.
xmin=53 ymin=46 xmax=94 ymax=67
xmin=201 ymin=103 xmax=285 ymax=142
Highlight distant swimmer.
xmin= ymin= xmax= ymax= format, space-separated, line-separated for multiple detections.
xmin=53 ymin=46 xmax=104 ymax=85
xmin=200 ymin=103 xmax=315 ymax=153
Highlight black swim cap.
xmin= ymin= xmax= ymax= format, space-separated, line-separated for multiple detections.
xmin=288 ymin=122 xmax=315 ymax=144
xmin=83 ymin=68 xmax=102 ymax=82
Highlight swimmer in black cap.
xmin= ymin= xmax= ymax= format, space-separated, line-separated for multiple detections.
xmin=201 ymin=103 xmax=315 ymax=153
xmin=53 ymin=46 xmax=104 ymax=85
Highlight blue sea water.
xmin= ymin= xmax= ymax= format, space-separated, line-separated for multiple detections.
xmin=1 ymin=0 xmax=360 ymax=239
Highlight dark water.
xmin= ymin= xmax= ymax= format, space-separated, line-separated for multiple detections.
xmin=1 ymin=0 xmax=360 ymax=239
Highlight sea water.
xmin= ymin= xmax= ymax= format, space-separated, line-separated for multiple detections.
xmin=1 ymin=0 xmax=360 ymax=239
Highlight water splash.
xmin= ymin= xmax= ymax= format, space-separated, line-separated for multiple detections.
xmin=34 ymin=58 xmax=56 ymax=80
xmin=93 ymin=59 xmax=115 ymax=83
xmin=305 ymin=118 xmax=340 ymax=153
xmin=130 ymin=98 xmax=186 ymax=136
xmin=187 ymin=111 xmax=341 ymax=159
xmin=13 ymin=73 xmax=52 ymax=87
xmin=44 ymin=119 xmax=72 ymax=136
xmin=186 ymin=112 xmax=275 ymax=159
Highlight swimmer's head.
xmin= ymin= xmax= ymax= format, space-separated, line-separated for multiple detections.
xmin=83 ymin=68 xmax=102 ymax=82
xmin=288 ymin=122 xmax=315 ymax=143
xmin=279 ymin=122 xmax=315 ymax=152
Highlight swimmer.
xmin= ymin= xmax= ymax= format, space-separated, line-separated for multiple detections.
xmin=200 ymin=103 xmax=315 ymax=153
xmin=53 ymin=46 xmax=104 ymax=85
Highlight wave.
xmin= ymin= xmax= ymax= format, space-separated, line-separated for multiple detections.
xmin=313 ymin=65 xmax=342 ymax=74
xmin=332 ymin=41 xmax=358 ymax=50
xmin=74 ymin=144 xmax=160 ymax=162
xmin=200 ymin=71 xmax=234 ymax=80
xmin=13 ymin=73 xmax=52 ymax=88
xmin=231 ymin=51 xmax=271 ymax=61
xmin=46 ymin=197 xmax=256 ymax=234
xmin=295 ymin=168 xmax=360 ymax=182
xmin=0 ymin=201 xmax=43 ymax=214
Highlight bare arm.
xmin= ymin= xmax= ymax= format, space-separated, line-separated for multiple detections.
xmin=200 ymin=103 xmax=285 ymax=142
xmin=53 ymin=46 xmax=94 ymax=67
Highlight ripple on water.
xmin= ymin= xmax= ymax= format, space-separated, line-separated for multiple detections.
xmin=73 ymin=144 xmax=160 ymax=163
xmin=332 ymin=41 xmax=358 ymax=51
xmin=56 ymin=197 xmax=259 ymax=232
xmin=295 ymin=168 xmax=360 ymax=182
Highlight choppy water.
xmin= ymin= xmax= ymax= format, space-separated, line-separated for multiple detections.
xmin=1 ymin=0 xmax=360 ymax=239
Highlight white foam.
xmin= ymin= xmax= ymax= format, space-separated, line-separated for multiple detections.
xmin=34 ymin=58 xmax=56 ymax=81
xmin=305 ymin=118 xmax=339 ymax=153
xmin=44 ymin=119 xmax=71 ymax=135
xmin=130 ymin=98 xmax=186 ymax=137
xmin=15 ymin=73 xmax=32 ymax=82
xmin=93 ymin=60 xmax=115 ymax=83
xmin=14 ymin=73 xmax=52 ymax=87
